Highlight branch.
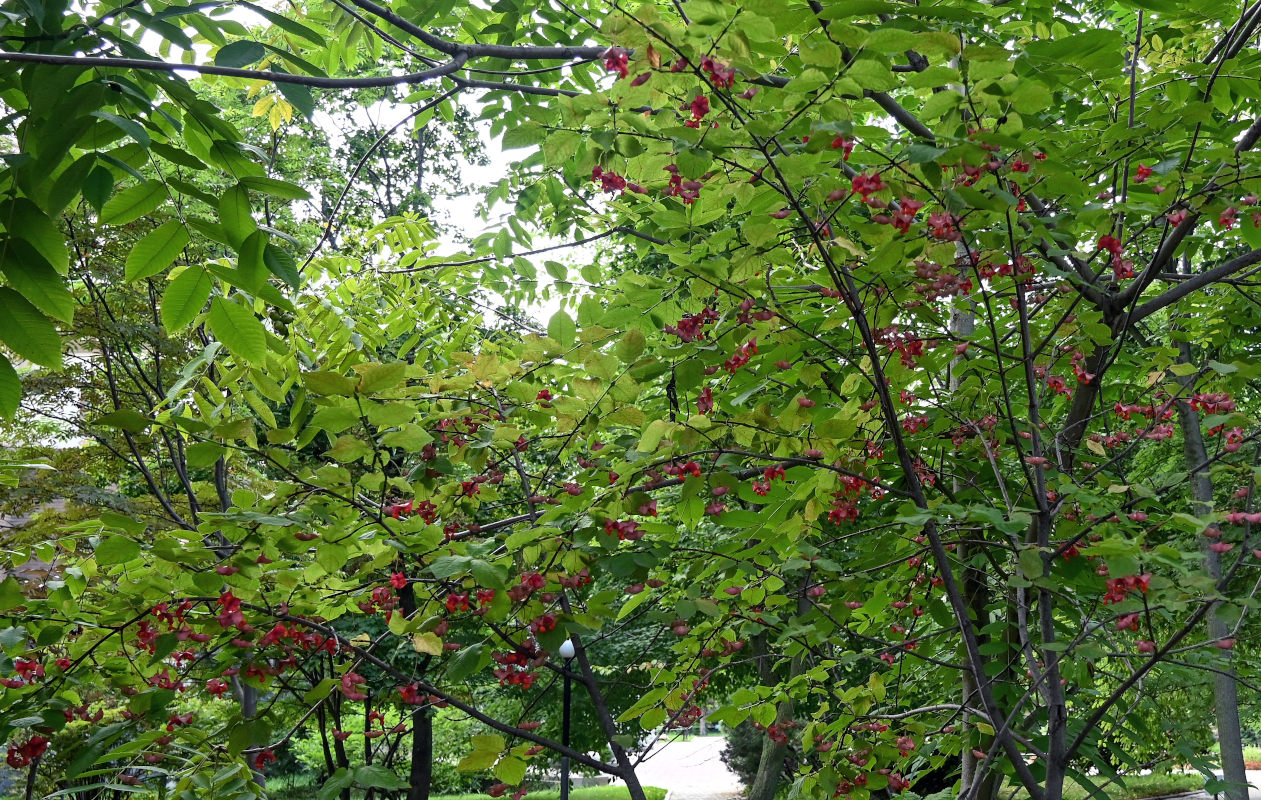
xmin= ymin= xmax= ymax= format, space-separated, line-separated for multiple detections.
xmin=344 ymin=0 xmax=605 ymax=61
xmin=0 ymin=49 xmax=468 ymax=87
xmin=1130 ymin=247 xmax=1261 ymax=321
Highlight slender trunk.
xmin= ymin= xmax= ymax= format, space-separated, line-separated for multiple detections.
xmin=332 ymin=691 xmax=353 ymax=800
xmin=407 ymin=706 xmax=433 ymax=800
xmin=317 ymin=702 xmax=337 ymax=778
xmin=951 ymin=303 xmax=998 ymax=800
xmin=568 ymin=632 xmax=647 ymax=800
xmin=1176 ymin=338 xmax=1247 ymax=800
xmin=234 ymin=680 xmax=264 ymax=790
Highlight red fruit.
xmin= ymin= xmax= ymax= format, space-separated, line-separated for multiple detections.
xmin=1214 ymin=638 xmax=1236 ymax=650
xmin=294 ymin=531 xmax=319 ymax=541
xmin=724 ymin=586 xmax=743 ymax=595
xmin=804 ymin=449 xmax=824 ymax=459
xmin=1136 ymin=640 xmax=1156 ymax=653
xmin=215 ymin=565 xmax=239 ymax=576
xmin=626 ymin=584 xmax=644 ymax=594
xmin=806 ymin=585 xmax=826 ymax=598
xmin=797 ymin=397 xmax=816 ymax=408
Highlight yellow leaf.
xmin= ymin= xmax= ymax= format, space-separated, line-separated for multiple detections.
xmin=252 ymin=95 xmax=274 ymax=118
xmin=269 ymin=103 xmax=284 ymax=131
xmin=412 ymin=632 xmax=443 ymax=655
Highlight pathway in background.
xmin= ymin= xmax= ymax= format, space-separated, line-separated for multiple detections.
xmin=621 ymin=735 xmax=743 ymax=800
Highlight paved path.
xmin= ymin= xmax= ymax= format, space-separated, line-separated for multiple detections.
xmin=619 ymin=735 xmax=743 ymax=800
xmin=616 ymin=743 xmax=1261 ymax=800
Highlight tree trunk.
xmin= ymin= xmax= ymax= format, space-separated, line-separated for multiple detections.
xmin=1176 ymin=338 xmax=1248 ymax=800
xmin=407 ymin=706 xmax=433 ymax=800
xmin=746 ymin=699 xmax=794 ymax=800
xmin=745 ymin=631 xmax=806 ymax=800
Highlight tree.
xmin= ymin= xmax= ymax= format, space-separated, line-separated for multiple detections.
xmin=2 ymin=2 xmax=1261 ymax=800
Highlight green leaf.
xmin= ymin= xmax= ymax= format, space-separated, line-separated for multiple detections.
xmin=262 ymin=243 xmax=301 ymax=287
xmin=90 ymin=111 xmax=151 ymax=148
xmin=356 ymin=362 xmax=408 ymax=394
xmin=306 ymin=371 xmax=357 ymax=395
xmin=0 ymin=198 xmax=69 ymax=273
xmin=100 ymin=182 xmax=168 ymax=226
xmin=846 ymin=58 xmax=897 ymax=91
xmin=219 ymin=183 xmax=256 ymax=249
xmin=277 ymin=82 xmax=316 ymax=119
xmin=495 ymin=757 xmax=528 ymax=785
xmin=616 ymin=328 xmax=646 ymax=362
xmin=238 ymin=1 xmax=327 ymax=44
xmin=125 ymin=220 xmax=190 ymax=281
xmin=445 ymin=643 xmax=486 ymax=682
xmin=161 ymin=268 xmax=213 ymax=332
xmin=95 ymin=536 xmax=141 ymax=565
xmin=215 ymin=40 xmax=266 ymax=68
xmin=46 ymin=154 xmax=98 ymax=218
xmin=0 ymin=238 xmax=74 ymax=322
xmin=0 ymin=354 xmax=17 ymax=419
xmin=185 ymin=441 xmax=226 ymax=467
xmin=548 ymin=310 xmax=576 ymax=347
xmin=208 ymin=297 xmax=268 ymax=363
xmin=1019 ymin=548 xmax=1044 ymax=580
xmin=458 ymin=750 xmax=499 ymax=772
xmin=64 ymin=723 xmax=129 ymax=780
xmin=353 ymin=765 xmax=407 ymax=790
xmin=318 ymin=769 xmax=355 ymax=800
xmin=82 ymin=167 xmax=114 ymax=212
xmin=0 ymin=287 xmax=61 ymax=367
xmin=92 ymin=409 xmax=154 ymax=433
xmin=240 ymin=176 xmax=313 ymax=200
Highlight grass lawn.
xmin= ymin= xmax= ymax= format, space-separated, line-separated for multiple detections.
xmin=1244 ymin=745 xmax=1261 ymax=769
xmin=434 ymin=787 xmax=667 ymax=800
xmin=1007 ymin=773 xmax=1204 ymax=800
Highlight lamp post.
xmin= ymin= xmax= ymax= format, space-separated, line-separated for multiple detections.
xmin=558 ymin=639 xmax=576 ymax=800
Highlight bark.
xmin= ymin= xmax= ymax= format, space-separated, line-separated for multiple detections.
xmin=746 ymin=700 xmax=794 ymax=800
xmin=406 ymin=704 xmax=433 ymax=800
xmin=1176 ymin=339 xmax=1248 ymax=800
xmin=951 ymin=303 xmax=997 ymax=800
xmin=745 ymin=633 xmax=804 ymax=800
